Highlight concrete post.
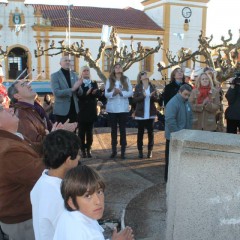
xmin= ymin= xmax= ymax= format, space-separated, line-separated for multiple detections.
xmin=165 ymin=129 xmax=240 ymax=240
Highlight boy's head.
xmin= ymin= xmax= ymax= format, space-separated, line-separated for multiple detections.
xmin=43 ymin=129 xmax=81 ymax=169
xmin=61 ymin=165 xmax=105 ymax=220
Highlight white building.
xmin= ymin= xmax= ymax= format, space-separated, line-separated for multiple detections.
xmin=0 ymin=0 xmax=209 ymax=86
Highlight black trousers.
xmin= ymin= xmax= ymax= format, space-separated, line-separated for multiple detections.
xmin=78 ymin=121 xmax=94 ymax=150
xmin=137 ymin=119 xmax=154 ymax=151
xmin=108 ymin=112 xmax=128 ymax=150
xmin=164 ymin=139 xmax=170 ymax=182
xmin=226 ymin=119 xmax=240 ymax=134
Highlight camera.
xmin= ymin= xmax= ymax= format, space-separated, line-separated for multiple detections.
xmin=232 ymin=71 xmax=240 ymax=85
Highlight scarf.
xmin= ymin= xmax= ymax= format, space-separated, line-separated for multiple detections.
xmin=83 ymin=79 xmax=92 ymax=88
xmin=197 ymin=86 xmax=211 ymax=104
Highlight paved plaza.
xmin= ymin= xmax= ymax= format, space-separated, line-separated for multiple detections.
xmin=81 ymin=127 xmax=167 ymax=240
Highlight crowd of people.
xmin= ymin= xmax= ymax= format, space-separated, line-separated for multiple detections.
xmin=0 ymin=57 xmax=240 ymax=239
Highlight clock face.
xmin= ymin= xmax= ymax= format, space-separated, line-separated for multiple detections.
xmin=182 ymin=7 xmax=192 ymax=18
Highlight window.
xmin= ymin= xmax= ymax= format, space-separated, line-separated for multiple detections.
xmin=104 ymin=48 xmax=112 ymax=72
xmin=141 ymin=49 xmax=152 ymax=72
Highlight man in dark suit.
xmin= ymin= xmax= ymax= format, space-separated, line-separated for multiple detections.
xmin=51 ymin=56 xmax=82 ymax=123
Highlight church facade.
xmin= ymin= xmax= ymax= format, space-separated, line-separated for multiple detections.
xmin=0 ymin=0 xmax=209 ymax=84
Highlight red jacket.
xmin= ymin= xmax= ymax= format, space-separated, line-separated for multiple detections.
xmin=0 ymin=130 xmax=44 ymax=224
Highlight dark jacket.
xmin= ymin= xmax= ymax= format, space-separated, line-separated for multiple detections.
xmin=133 ymin=83 xmax=158 ymax=118
xmin=77 ymin=81 xmax=101 ymax=122
xmin=163 ymin=81 xmax=192 ymax=106
xmin=225 ymin=85 xmax=240 ymax=120
xmin=0 ymin=130 xmax=44 ymax=224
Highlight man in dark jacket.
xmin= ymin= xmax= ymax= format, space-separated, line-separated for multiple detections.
xmin=0 ymin=105 xmax=44 ymax=240
xmin=225 ymin=77 xmax=240 ymax=134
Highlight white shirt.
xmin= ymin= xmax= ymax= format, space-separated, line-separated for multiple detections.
xmin=30 ymin=170 xmax=64 ymax=240
xmin=105 ymin=78 xmax=133 ymax=113
xmin=53 ymin=210 xmax=105 ymax=240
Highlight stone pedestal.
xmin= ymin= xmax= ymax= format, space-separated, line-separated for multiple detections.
xmin=165 ymin=130 xmax=240 ymax=240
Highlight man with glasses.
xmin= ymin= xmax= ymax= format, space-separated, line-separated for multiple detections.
xmin=0 ymin=104 xmax=44 ymax=240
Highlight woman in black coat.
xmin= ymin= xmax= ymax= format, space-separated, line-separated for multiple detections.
xmin=77 ymin=66 xmax=100 ymax=158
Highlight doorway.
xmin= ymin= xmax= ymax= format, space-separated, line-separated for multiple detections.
xmin=8 ymin=47 xmax=28 ymax=80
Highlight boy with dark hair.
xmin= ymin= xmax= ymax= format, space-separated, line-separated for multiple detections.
xmin=30 ymin=129 xmax=80 ymax=240
xmin=54 ymin=165 xmax=134 ymax=240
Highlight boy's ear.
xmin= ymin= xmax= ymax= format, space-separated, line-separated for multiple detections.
xmin=65 ymin=156 xmax=72 ymax=165
xmin=67 ymin=197 xmax=77 ymax=210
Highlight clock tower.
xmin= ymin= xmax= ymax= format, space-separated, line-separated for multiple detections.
xmin=142 ymin=0 xmax=210 ymax=72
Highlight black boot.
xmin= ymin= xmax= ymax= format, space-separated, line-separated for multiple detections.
xmin=147 ymin=150 xmax=152 ymax=158
xmin=121 ymin=147 xmax=126 ymax=159
xmin=87 ymin=148 xmax=92 ymax=158
xmin=81 ymin=149 xmax=87 ymax=158
xmin=110 ymin=146 xmax=117 ymax=158
xmin=138 ymin=150 xmax=143 ymax=159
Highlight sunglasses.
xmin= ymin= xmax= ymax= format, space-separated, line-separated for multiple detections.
xmin=140 ymin=71 xmax=147 ymax=76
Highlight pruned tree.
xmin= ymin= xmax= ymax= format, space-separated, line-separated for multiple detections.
xmin=34 ymin=27 xmax=163 ymax=83
xmin=158 ymin=30 xmax=240 ymax=82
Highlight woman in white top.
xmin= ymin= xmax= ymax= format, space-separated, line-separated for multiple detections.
xmin=105 ymin=63 xmax=133 ymax=159
xmin=133 ymin=71 xmax=158 ymax=158
xmin=53 ymin=165 xmax=134 ymax=240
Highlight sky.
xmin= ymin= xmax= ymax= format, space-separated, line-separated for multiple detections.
xmin=4 ymin=0 xmax=240 ymax=43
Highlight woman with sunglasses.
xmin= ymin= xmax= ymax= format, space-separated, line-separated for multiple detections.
xmin=133 ymin=71 xmax=158 ymax=158
xmin=105 ymin=63 xmax=133 ymax=159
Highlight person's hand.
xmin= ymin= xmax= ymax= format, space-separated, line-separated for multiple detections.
xmin=62 ymin=119 xmax=78 ymax=132
xmin=86 ymin=87 xmax=93 ymax=95
xmin=92 ymin=89 xmax=98 ymax=95
xmin=72 ymin=77 xmax=83 ymax=91
xmin=202 ymin=97 xmax=210 ymax=105
xmin=150 ymin=90 xmax=156 ymax=97
xmin=113 ymin=88 xmax=121 ymax=96
xmin=112 ymin=226 xmax=134 ymax=240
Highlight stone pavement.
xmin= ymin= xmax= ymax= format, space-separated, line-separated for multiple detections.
xmin=81 ymin=127 xmax=167 ymax=240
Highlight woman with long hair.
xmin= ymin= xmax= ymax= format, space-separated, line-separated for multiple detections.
xmin=133 ymin=71 xmax=158 ymax=158
xmin=162 ymin=67 xmax=189 ymax=106
xmin=105 ymin=63 xmax=133 ymax=159
xmin=77 ymin=66 xmax=100 ymax=158
xmin=189 ymin=72 xmax=220 ymax=131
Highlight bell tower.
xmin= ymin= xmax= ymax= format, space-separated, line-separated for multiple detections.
xmin=142 ymin=0 xmax=210 ymax=71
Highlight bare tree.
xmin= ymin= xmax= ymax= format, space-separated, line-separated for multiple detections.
xmin=158 ymin=30 xmax=240 ymax=82
xmin=34 ymin=27 xmax=162 ymax=83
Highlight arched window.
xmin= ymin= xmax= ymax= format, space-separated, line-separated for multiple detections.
xmin=103 ymin=48 xmax=112 ymax=72
xmin=140 ymin=49 xmax=153 ymax=73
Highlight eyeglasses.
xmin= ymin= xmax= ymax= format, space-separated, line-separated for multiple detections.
xmin=19 ymin=81 xmax=29 ymax=87
xmin=140 ymin=71 xmax=147 ymax=76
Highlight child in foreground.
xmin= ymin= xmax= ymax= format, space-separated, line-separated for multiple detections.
xmin=53 ymin=165 xmax=134 ymax=240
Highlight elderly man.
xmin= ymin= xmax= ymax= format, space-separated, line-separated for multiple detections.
xmin=51 ymin=56 xmax=82 ymax=123
xmin=164 ymin=84 xmax=193 ymax=182
xmin=7 ymin=80 xmax=77 ymax=154
xmin=0 ymin=104 xmax=44 ymax=240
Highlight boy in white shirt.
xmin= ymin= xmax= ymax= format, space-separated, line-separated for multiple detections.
xmin=54 ymin=165 xmax=134 ymax=240
xmin=30 ymin=129 xmax=80 ymax=240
